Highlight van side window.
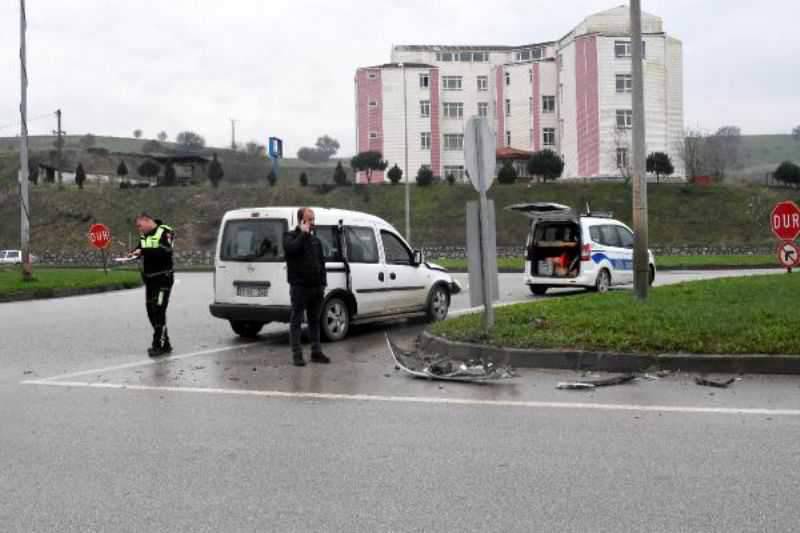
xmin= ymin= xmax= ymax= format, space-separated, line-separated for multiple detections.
xmin=590 ymin=226 xmax=602 ymax=243
xmin=315 ymin=226 xmax=343 ymax=261
xmin=599 ymin=225 xmax=622 ymax=247
xmin=345 ymin=227 xmax=379 ymax=264
xmin=381 ymin=231 xmax=413 ymax=265
xmin=616 ymin=226 xmax=634 ymax=248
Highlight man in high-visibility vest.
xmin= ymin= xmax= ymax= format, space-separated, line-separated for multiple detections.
xmin=128 ymin=213 xmax=175 ymax=357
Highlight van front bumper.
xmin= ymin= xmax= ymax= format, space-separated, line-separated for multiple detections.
xmin=209 ymin=303 xmax=292 ymax=324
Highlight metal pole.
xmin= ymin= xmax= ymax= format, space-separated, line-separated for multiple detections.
xmin=402 ymin=63 xmax=411 ymax=242
xmin=230 ymin=118 xmax=237 ymax=150
xmin=19 ymin=0 xmax=32 ymax=281
xmin=474 ymin=120 xmax=495 ymax=330
xmin=631 ymin=0 xmax=649 ymax=300
xmin=56 ymin=109 xmax=63 ymax=187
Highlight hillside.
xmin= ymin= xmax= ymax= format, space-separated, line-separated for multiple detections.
xmin=0 ymin=181 xmax=795 ymax=256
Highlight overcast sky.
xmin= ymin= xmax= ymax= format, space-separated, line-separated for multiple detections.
xmin=1 ymin=0 xmax=798 ymax=156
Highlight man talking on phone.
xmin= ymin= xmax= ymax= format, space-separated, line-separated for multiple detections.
xmin=283 ymin=207 xmax=330 ymax=367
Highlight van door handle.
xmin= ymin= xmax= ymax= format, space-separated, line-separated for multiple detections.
xmin=378 ymin=272 xmax=385 ymax=282
xmin=390 ymin=272 xmax=397 ymax=280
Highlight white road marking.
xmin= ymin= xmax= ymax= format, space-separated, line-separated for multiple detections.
xmin=32 ymin=343 xmax=259 ymax=382
xmin=19 ymin=380 xmax=800 ymax=417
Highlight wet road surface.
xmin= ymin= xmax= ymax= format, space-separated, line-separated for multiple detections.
xmin=2 ymin=270 xmax=798 ymax=532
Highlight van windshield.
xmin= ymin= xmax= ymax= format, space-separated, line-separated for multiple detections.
xmin=220 ymin=219 xmax=288 ymax=262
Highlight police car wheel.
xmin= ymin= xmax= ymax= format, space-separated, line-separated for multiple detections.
xmin=594 ymin=269 xmax=611 ymax=294
xmin=529 ymin=285 xmax=548 ymax=296
xmin=321 ymin=297 xmax=350 ymax=342
xmin=230 ymin=321 xmax=263 ymax=339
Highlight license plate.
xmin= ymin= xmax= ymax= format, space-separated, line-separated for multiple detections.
xmin=237 ymin=286 xmax=269 ymax=298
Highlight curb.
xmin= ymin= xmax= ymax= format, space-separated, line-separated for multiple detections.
xmin=420 ymin=331 xmax=800 ymax=375
xmin=0 ymin=283 xmax=142 ymax=304
xmin=442 ymin=265 xmax=778 ymax=274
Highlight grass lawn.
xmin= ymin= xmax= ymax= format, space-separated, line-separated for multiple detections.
xmin=0 ymin=267 xmax=142 ymax=299
xmin=431 ymin=274 xmax=800 ymax=354
xmin=431 ymin=255 xmax=777 ymax=272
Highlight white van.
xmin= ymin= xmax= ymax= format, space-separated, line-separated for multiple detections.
xmin=209 ymin=207 xmax=461 ymax=341
xmin=507 ymin=203 xmax=656 ymax=295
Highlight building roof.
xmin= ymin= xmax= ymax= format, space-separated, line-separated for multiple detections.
xmin=393 ymin=41 xmax=554 ymax=53
xmin=362 ymin=62 xmax=436 ymax=70
xmin=496 ymin=147 xmax=535 ymax=160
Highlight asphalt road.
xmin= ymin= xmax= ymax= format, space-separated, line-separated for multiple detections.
xmin=2 ymin=270 xmax=799 ymax=532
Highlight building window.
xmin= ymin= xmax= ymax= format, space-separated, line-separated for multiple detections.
xmin=505 ymin=72 xmax=511 ymax=86
xmin=421 ymin=132 xmax=431 ymax=150
xmin=442 ymin=76 xmax=462 ymax=91
xmin=505 ymin=131 xmax=511 ymax=146
xmin=543 ymin=128 xmax=555 ymax=146
xmin=615 ymin=40 xmax=646 ymax=58
xmin=443 ymin=102 xmax=464 ymax=119
xmin=420 ymin=100 xmax=430 ymax=118
xmin=459 ymin=51 xmax=472 ymax=62
xmin=616 ymin=74 xmax=633 ymax=93
xmin=478 ymin=102 xmax=489 ymax=117
xmin=514 ymin=49 xmax=531 ymax=62
xmin=477 ymin=76 xmax=488 ymax=91
xmin=542 ymin=95 xmax=555 ymax=113
xmin=367 ymin=71 xmax=378 ymax=80
xmin=505 ymin=99 xmax=511 ymax=117
xmin=616 ymin=109 xmax=633 ymax=129
xmin=369 ymin=132 xmax=378 ymax=139
xmin=472 ymin=52 xmax=487 ymax=62
xmin=436 ymin=52 xmax=453 ymax=62
xmin=419 ymin=74 xmax=430 ymax=89
xmin=532 ymin=47 xmax=544 ymax=59
xmin=617 ymin=148 xmax=629 ymax=169
xmin=368 ymin=100 xmax=377 ymax=108
xmin=444 ymin=165 xmax=465 ymax=182
xmin=443 ymin=134 xmax=464 ymax=151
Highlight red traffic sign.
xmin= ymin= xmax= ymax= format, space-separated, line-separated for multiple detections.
xmin=777 ymin=241 xmax=800 ymax=268
xmin=88 ymin=223 xmax=112 ymax=250
xmin=770 ymin=201 xmax=800 ymax=241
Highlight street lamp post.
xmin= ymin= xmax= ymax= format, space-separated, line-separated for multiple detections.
xmin=400 ymin=63 xmax=411 ymax=242
xmin=19 ymin=0 xmax=32 ymax=281
xmin=631 ymin=0 xmax=649 ymax=300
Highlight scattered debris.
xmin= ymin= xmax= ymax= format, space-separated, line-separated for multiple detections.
xmin=386 ymin=334 xmax=514 ymax=383
xmin=22 ymin=370 xmax=33 ymax=375
xmin=656 ymin=369 xmax=674 ymax=378
xmin=383 ymin=373 xmax=391 ymax=378
xmin=557 ymin=382 xmax=595 ymax=390
xmin=642 ymin=373 xmax=660 ymax=381
xmin=557 ymin=374 xmax=637 ymax=390
xmin=192 ymin=365 xmax=205 ymax=371
xmin=695 ymin=376 xmax=738 ymax=388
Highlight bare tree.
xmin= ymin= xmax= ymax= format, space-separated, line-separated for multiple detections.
xmin=677 ymin=128 xmax=705 ymax=180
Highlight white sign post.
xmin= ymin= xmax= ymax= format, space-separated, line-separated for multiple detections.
xmin=464 ymin=117 xmax=498 ymax=331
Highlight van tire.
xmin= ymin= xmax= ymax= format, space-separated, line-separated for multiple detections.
xmin=649 ymin=265 xmax=655 ymax=286
xmin=230 ymin=321 xmax=264 ymax=339
xmin=321 ymin=296 xmax=350 ymax=342
xmin=426 ymin=284 xmax=450 ymax=322
xmin=593 ymin=269 xmax=611 ymax=294
xmin=529 ymin=285 xmax=548 ymax=296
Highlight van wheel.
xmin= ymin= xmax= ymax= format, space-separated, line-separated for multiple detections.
xmin=321 ymin=297 xmax=350 ymax=342
xmin=649 ymin=265 xmax=655 ymax=287
xmin=230 ymin=321 xmax=264 ymax=339
xmin=529 ymin=285 xmax=548 ymax=296
xmin=426 ymin=285 xmax=450 ymax=322
xmin=594 ymin=269 xmax=611 ymax=294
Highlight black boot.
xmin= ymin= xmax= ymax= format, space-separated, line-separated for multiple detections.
xmin=292 ymin=352 xmax=306 ymax=367
xmin=162 ymin=328 xmax=173 ymax=354
xmin=148 ymin=328 xmax=168 ymax=357
xmin=311 ymin=352 xmax=331 ymax=364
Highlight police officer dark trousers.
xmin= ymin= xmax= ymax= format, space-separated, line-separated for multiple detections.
xmin=130 ymin=213 xmax=175 ymax=357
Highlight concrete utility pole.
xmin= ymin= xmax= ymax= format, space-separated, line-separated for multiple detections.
xmin=401 ymin=63 xmax=411 ymax=242
xmin=631 ymin=0 xmax=649 ymax=300
xmin=19 ymin=0 xmax=32 ymax=280
xmin=54 ymin=108 xmax=64 ymax=186
xmin=230 ymin=118 xmax=237 ymax=151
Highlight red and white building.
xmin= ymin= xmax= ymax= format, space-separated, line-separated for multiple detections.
xmin=354 ymin=6 xmax=684 ymax=183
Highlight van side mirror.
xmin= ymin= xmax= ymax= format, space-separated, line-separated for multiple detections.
xmin=413 ymin=250 xmax=424 ymax=266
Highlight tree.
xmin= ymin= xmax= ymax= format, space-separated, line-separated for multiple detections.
xmin=774 ymin=161 xmax=800 ymax=188
xmin=793 ymin=126 xmax=800 ymax=142
xmin=706 ymin=125 xmax=741 ymax=178
xmin=79 ymin=134 xmax=96 ymax=150
xmin=297 ymin=135 xmax=341 ymax=163
xmin=646 ymin=152 xmax=675 ymax=184
xmin=350 ymin=151 xmax=387 ymax=182
xmin=75 ymin=163 xmax=87 ymax=189
xmin=117 ymin=160 xmax=128 ymax=180
xmin=527 ymin=149 xmax=565 ymax=182
xmin=299 ymin=172 xmax=309 ymax=187
xmin=137 ymin=160 xmax=160 ymax=180
xmin=446 ymin=173 xmax=456 ymax=186
xmin=208 ymin=153 xmax=224 ymax=188
xmin=162 ymin=162 xmax=177 ymax=186
xmin=142 ymin=140 xmax=162 ymax=154
xmin=267 ymin=168 xmax=277 ymax=187
xmin=387 ymin=164 xmax=403 ymax=185
xmin=496 ymin=161 xmax=518 ymax=185
xmin=679 ymin=128 xmax=705 ymax=181
xmin=133 ymin=129 xmax=143 ymax=139
xmin=246 ymin=141 xmax=266 ymax=158
xmin=416 ymin=166 xmax=434 ymax=187
xmin=157 ymin=131 xmax=168 ymax=142
xmin=176 ymin=131 xmax=206 ymax=150
xmin=333 ymin=161 xmax=348 ymax=185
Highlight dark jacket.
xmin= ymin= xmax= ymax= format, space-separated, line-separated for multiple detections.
xmin=283 ymin=227 xmax=327 ymax=287
xmin=134 ymin=221 xmax=174 ymax=278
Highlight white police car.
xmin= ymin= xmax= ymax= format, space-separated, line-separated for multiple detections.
xmin=507 ymin=203 xmax=656 ymax=295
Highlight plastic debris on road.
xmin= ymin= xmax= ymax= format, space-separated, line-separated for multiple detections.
xmin=694 ymin=376 xmax=741 ymax=388
xmin=557 ymin=374 xmax=637 ymax=391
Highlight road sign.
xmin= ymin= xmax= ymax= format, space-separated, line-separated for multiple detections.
xmin=770 ymin=201 xmax=800 ymax=242
xmin=268 ymin=137 xmax=283 ymax=159
xmin=463 ymin=117 xmax=496 ymax=193
xmin=88 ymin=223 xmax=111 ymax=250
xmin=777 ymin=241 xmax=800 ymax=268
xmin=466 ymin=201 xmax=499 ymax=308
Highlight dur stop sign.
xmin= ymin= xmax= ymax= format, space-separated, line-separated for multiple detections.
xmin=88 ymin=223 xmax=112 ymax=250
xmin=770 ymin=201 xmax=800 ymax=242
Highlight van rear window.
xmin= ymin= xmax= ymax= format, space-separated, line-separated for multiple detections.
xmin=220 ymin=219 xmax=288 ymax=262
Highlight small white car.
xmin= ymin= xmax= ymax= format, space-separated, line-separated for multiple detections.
xmin=210 ymin=206 xmax=461 ymax=340
xmin=507 ymin=203 xmax=656 ymax=295
xmin=0 ymin=250 xmax=22 ymax=265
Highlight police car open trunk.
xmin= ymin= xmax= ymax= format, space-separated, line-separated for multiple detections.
xmin=507 ymin=203 xmax=583 ymax=279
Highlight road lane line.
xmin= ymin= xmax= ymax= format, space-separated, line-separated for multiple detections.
xmin=32 ymin=343 xmax=260 ymax=382
xmin=19 ymin=380 xmax=800 ymax=416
